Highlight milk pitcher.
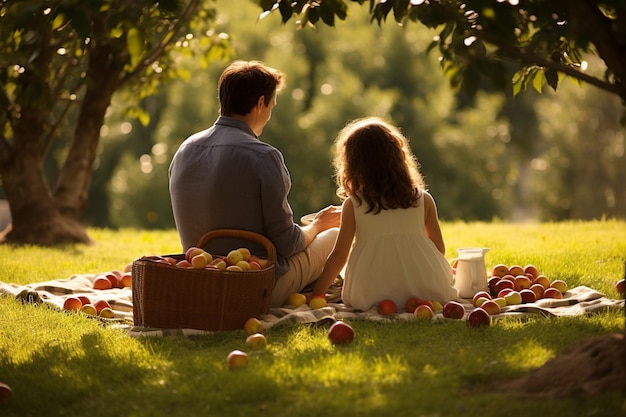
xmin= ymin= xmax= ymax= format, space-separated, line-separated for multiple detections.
xmin=453 ymin=248 xmax=490 ymax=298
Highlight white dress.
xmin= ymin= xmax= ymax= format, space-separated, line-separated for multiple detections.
xmin=341 ymin=193 xmax=458 ymax=311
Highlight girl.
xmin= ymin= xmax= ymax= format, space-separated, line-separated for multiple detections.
xmin=311 ymin=117 xmax=458 ymax=311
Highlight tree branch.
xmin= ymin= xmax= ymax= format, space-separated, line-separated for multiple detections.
xmin=119 ymin=0 xmax=200 ymax=86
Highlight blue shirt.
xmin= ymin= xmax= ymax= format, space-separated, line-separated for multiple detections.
xmin=168 ymin=116 xmax=306 ymax=278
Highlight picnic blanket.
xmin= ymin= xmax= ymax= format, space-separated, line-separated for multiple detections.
xmin=1 ymin=273 xmax=623 ymax=337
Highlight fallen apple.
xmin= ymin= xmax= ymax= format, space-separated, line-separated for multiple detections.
xmin=519 ymin=289 xmax=537 ymax=304
xmin=245 ymin=333 xmax=268 ymax=350
xmin=243 ymin=317 xmax=263 ymax=335
xmin=227 ymin=350 xmax=249 ymax=370
xmin=98 ymin=307 xmax=115 ymax=319
xmin=513 ymin=275 xmax=532 ymax=291
xmin=63 ymin=296 xmax=83 ymax=312
xmin=431 ymin=300 xmax=444 ymax=313
xmin=534 ymin=275 xmax=551 ymax=289
xmin=466 ymin=307 xmax=491 ymax=328
xmin=328 ymin=321 xmax=355 ymax=345
xmin=503 ymin=291 xmax=522 ymax=306
xmin=80 ymin=304 xmax=97 ymax=316
xmin=404 ymin=296 xmax=421 ymax=313
xmin=491 ymin=264 xmax=509 ymax=278
xmin=0 ymin=382 xmax=12 ymax=405
xmin=413 ymin=304 xmax=434 ymax=320
xmin=481 ymin=300 xmax=501 ymax=315
xmin=523 ymin=264 xmax=540 ymax=279
xmin=616 ymin=279 xmax=625 ymax=297
xmin=287 ymin=293 xmax=307 ymax=307
xmin=550 ymin=279 xmax=568 ymax=294
xmin=529 ymin=283 xmax=545 ymax=299
xmin=309 ymin=296 xmax=328 ymax=309
xmin=92 ymin=276 xmax=113 ymax=290
xmin=492 ymin=297 xmax=507 ymax=309
xmin=472 ymin=291 xmax=492 ymax=307
xmin=442 ymin=301 xmax=465 ymax=319
xmin=543 ymin=287 xmax=563 ymax=299
xmin=120 ymin=273 xmax=132 ymax=288
xmin=377 ymin=299 xmax=398 ymax=316
xmin=494 ymin=278 xmax=515 ymax=294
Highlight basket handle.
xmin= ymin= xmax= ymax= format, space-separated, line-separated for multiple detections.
xmin=195 ymin=229 xmax=277 ymax=264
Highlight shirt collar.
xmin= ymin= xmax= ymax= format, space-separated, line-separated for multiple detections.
xmin=215 ymin=116 xmax=257 ymax=139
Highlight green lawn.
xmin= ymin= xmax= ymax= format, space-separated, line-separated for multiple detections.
xmin=1 ymin=221 xmax=625 ymax=417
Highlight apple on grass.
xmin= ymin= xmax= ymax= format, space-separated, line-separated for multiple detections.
xmin=0 ymin=382 xmax=12 ymax=405
xmin=227 ymin=350 xmax=249 ymax=370
xmin=328 ymin=321 xmax=355 ymax=345
xmin=377 ymin=299 xmax=398 ymax=316
xmin=243 ymin=317 xmax=263 ymax=335
xmin=245 ymin=333 xmax=267 ymax=350
xmin=466 ymin=307 xmax=491 ymax=328
xmin=442 ymin=301 xmax=465 ymax=319
xmin=413 ymin=304 xmax=434 ymax=320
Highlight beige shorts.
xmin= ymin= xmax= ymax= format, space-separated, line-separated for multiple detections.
xmin=271 ymin=228 xmax=339 ymax=307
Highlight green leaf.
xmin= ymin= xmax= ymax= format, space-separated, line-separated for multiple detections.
xmin=532 ymin=69 xmax=545 ymax=94
xmin=126 ymin=27 xmax=144 ymax=68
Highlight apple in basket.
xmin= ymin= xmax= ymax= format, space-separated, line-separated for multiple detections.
xmin=227 ymin=350 xmax=249 ymax=370
xmin=328 ymin=321 xmax=355 ymax=345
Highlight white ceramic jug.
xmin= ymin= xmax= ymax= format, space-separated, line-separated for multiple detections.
xmin=453 ymin=248 xmax=490 ymax=298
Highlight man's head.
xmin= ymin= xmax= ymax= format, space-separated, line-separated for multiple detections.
xmin=218 ymin=60 xmax=285 ymax=117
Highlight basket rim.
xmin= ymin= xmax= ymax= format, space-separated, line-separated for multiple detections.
xmin=195 ymin=229 xmax=277 ymax=264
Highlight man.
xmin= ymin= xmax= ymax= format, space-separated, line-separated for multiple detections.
xmin=169 ymin=60 xmax=340 ymax=307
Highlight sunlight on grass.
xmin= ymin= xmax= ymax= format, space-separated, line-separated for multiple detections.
xmin=501 ymin=338 xmax=554 ymax=371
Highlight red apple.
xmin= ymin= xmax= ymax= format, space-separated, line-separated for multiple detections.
xmin=519 ymin=289 xmax=537 ymax=304
xmin=442 ymin=301 xmax=465 ymax=319
xmin=414 ymin=304 xmax=434 ymax=320
xmin=481 ymin=300 xmax=501 ymax=315
xmin=491 ymin=264 xmax=509 ymax=278
xmin=104 ymin=272 xmax=121 ymax=288
xmin=63 ymin=296 xmax=82 ymax=312
xmin=245 ymin=333 xmax=268 ymax=350
xmin=472 ymin=291 xmax=492 ymax=307
xmin=487 ymin=276 xmax=501 ymax=296
xmin=543 ymin=287 xmax=563 ymax=299
xmin=508 ymin=265 xmax=524 ymax=276
xmin=534 ymin=275 xmax=551 ymax=289
xmin=92 ymin=276 xmax=113 ymax=290
xmin=529 ymin=283 xmax=545 ymax=299
xmin=328 ymin=321 xmax=355 ymax=345
xmin=616 ymin=279 xmax=625 ymax=297
xmin=466 ymin=307 xmax=491 ymax=328
xmin=0 ymin=382 xmax=12 ymax=405
xmin=227 ymin=350 xmax=249 ymax=369
xmin=120 ymin=273 xmax=132 ymax=288
xmin=404 ymin=296 xmax=421 ymax=313
xmin=495 ymin=278 xmax=515 ymax=294
xmin=93 ymin=299 xmax=112 ymax=313
xmin=523 ymin=264 xmax=540 ymax=279
xmin=513 ymin=275 xmax=532 ymax=291
xmin=377 ymin=299 xmax=398 ymax=316
xmin=550 ymin=279 xmax=568 ymax=294
xmin=77 ymin=295 xmax=91 ymax=306
xmin=497 ymin=288 xmax=514 ymax=298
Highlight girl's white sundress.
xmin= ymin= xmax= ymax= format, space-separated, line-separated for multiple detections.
xmin=341 ymin=192 xmax=459 ymax=311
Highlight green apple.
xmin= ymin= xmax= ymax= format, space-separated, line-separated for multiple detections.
xmin=287 ymin=293 xmax=307 ymax=307
xmin=503 ymin=291 xmax=522 ymax=305
xmin=227 ymin=249 xmax=244 ymax=265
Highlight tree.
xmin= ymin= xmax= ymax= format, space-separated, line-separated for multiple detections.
xmin=255 ymin=0 xmax=626 ymax=109
xmin=0 ymin=0 xmax=230 ymax=245
xmin=255 ymin=0 xmax=626 ymax=396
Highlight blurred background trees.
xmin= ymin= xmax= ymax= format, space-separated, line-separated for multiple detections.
xmin=4 ymin=1 xmax=624 ymax=236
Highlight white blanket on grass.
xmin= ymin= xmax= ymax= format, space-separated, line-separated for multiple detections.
xmin=0 ymin=274 xmax=623 ymax=337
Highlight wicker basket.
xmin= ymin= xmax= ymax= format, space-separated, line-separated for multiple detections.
xmin=132 ymin=229 xmax=276 ymax=331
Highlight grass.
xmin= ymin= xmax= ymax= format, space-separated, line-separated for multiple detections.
xmin=1 ymin=221 xmax=625 ymax=417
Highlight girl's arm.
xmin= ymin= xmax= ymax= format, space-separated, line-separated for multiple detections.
xmin=311 ymin=198 xmax=356 ymax=299
xmin=423 ymin=191 xmax=446 ymax=255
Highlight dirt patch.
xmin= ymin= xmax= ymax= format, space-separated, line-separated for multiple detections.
xmin=500 ymin=333 xmax=625 ymax=397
